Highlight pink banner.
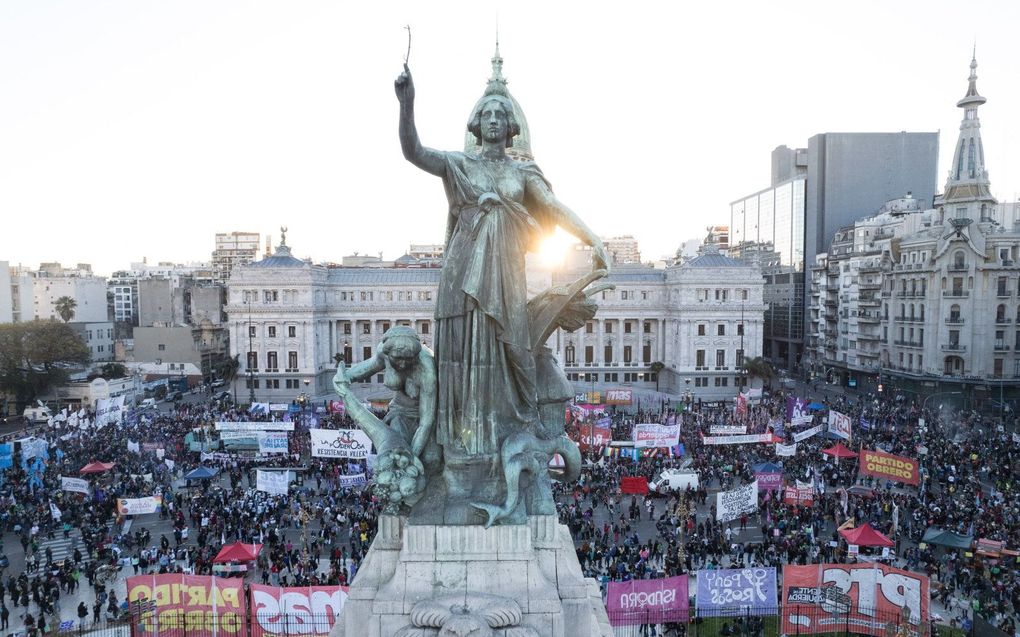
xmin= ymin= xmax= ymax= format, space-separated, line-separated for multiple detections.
xmin=606 ymin=576 xmax=689 ymax=626
xmin=127 ymin=574 xmax=246 ymax=637
xmin=754 ymin=472 xmax=783 ymax=492
xmin=249 ymin=584 xmax=349 ymax=637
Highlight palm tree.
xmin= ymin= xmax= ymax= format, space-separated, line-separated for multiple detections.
xmin=54 ymin=296 xmax=77 ymax=323
xmin=742 ymin=356 xmax=775 ymax=389
xmin=216 ymin=354 xmax=240 ymax=403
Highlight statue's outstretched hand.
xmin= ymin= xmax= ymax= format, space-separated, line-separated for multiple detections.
xmin=395 ymin=63 xmax=415 ymax=105
xmin=591 ymin=239 xmax=611 ymax=274
xmin=333 ymin=361 xmax=351 ymax=398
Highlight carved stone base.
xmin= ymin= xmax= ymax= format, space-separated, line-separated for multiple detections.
xmin=331 ymin=516 xmax=612 ymax=637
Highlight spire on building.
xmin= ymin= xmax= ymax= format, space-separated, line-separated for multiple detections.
xmin=940 ymin=53 xmax=996 ymax=220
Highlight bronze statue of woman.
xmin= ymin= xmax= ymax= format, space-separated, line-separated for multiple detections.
xmin=395 ymin=62 xmax=607 ymax=520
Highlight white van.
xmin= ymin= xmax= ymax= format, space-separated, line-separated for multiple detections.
xmin=649 ymin=469 xmax=700 ymax=493
xmin=22 ymin=406 xmax=52 ymax=424
xmin=140 ymin=398 xmax=158 ymax=409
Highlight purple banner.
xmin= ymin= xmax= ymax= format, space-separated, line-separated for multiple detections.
xmin=754 ymin=471 xmax=783 ymax=492
xmin=695 ymin=568 xmax=778 ymax=615
xmin=606 ymin=576 xmax=690 ymax=626
xmin=786 ymin=397 xmax=811 ymax=425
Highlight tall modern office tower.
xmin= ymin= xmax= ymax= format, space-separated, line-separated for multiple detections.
xmin=730 ymin=132 xmax=939 ymax=369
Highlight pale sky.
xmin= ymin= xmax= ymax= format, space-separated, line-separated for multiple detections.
xmin=3 ymin=0 xmax=1020 ymax=276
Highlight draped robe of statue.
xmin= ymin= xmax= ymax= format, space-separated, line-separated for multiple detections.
xmin=434 ymin=152 xmax=553 ymax=456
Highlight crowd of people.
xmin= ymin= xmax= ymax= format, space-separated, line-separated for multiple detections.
xmin=0 ymin=381 xmax=1017 ymax=637
xmin=557 ymin=389 xmax=1019 ymax=636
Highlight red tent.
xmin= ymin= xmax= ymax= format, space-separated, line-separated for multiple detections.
xmin=213 ymin=542 xmax=263 ymax=563
xmin=822 ymin=443 xmax=858 ymax=459
xmin=80 ymin=462 xmax=116 ymax=474
xmin=839 ymin=523 xmax=894 ymax=547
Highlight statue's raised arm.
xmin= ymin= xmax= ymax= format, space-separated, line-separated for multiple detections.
xmin=395 ymin=64 xmax=446 ymax=176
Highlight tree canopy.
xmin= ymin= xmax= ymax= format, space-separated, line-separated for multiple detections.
xmin=0 ymin=321 xmax=90 ymax=409
xmin=54 ymin=296 xmax=77 ymax=323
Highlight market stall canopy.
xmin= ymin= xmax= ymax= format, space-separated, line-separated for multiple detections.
xmin=80 ymin=461 xmax=115 ymax=474
xmin=183 ymin=466 xmax=220 ymax=480
xmin=921 ymin=527 xmax=973 ymax=549
xmin=839 ymin=523 xmax=894 ymax=547
xmin=212 ymin=542 xmax=263 ymax=563
xmin=822 ymin=443 xmax=858 ymax=459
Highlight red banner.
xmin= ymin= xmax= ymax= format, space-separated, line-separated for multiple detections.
xmin=620 ymin=476 xmax=649 ymax=495
xmin=858 ymin=450 xmax=920 ymax=486
xmin=249 ymin=584 xmax=349 ymax=637
xmin=127 ymin=574 xmax=246 ymax=637
xmin=783 ymin=486 xmax=813 ymax=507
xmin=782 ymin=564 xmax=929 ymax=637
xmin=578 ymin=423 xmax=611 ymax=448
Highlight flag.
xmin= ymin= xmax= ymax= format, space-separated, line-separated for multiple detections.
xmin=837 ymin=517 xmax=855 ymax=531
xmin=49 ymin=502 xmax=62 ymax=521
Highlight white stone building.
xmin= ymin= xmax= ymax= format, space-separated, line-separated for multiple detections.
xmin=227 ymin=239 xmax=765 ymax=404
xmin=0 ymin=262 xmax=35 ymax=323
xmin=807 ymin=56 xmax=1020 ymax=405
xmin=32 ymin=265 xmax=108 ymax=323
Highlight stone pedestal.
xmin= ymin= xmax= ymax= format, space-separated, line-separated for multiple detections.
xmin=332 ymin=516 xmax=612 ymax=637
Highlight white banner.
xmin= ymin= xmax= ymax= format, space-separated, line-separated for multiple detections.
xmin=702 ymin=433 xmax=774 ymax=445
xmin=310 ymin=429 xmax=372 ymax=459
xmin=127 ymin=440 xmax=140 ymax=454
xmin=632 ymin=423 xmax=681 ymax=448
xmin=258 ymin=432 xmax=289 ymax=455
xmin=709 ymin=425 xmax=747 ymax=435
xmin=218 ymin=430 xmax=258 ymax=440
xmin=164 ymin=459 xmax=176 ymax=471
xmin=50 ymin=503 xmax=62 ymax=521
xmin=269 ymin=403 xmax=289 ymax=412
xmin=776 ymin=443 xmax=798 ymax=457
xmin=95 ymin=396 xmax=126 ymax=428
xmin=827 ymin=411 xmax=852 ymax=440
xmin=215 ymin=421 xmax=295 ymax=432
xmin=249 ymin=402 xmax=270 ymax=416
xmin=716 ymin=480 xmax=759 ymax=522
xmin=793 ymin=424 xmax=824 ymax=442
xmin=256 ymin=470 xmax=289 ymax=496
xmin=116 ymin=496 xmax=162 ymax=516
xmin=61 ymin=476 xmax=90 ymax=494
xmin=338 ymin=473 xmax=367 ymax=488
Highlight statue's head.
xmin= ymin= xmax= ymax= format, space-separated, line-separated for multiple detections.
xmin=466 ymin=95 xmax=520 ymax=149
xmin=380 ymin=326 xmax=421 ymax=371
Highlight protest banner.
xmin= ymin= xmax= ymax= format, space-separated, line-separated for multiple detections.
xmin=633 ymin=423 xmax=680 ymax=448
xmin=256 ymin=470 xmax=289 ymax=496
xmin=249 ymin=584 xmax=349 ymax=637
xmin=258 ymin=432 xmax=289 ymax=455
xmin=781 ymin=563 xmax=929 ymax=637
xmin=127 ymin=440 xmax=140 ymax=454
xmin=309 ymin=429 xmax=372 ymax=459
xmin=578 ymin=421 xmax=612 ymax=448
xmin=695 ymin=568 xmax=778 ymax=615
xmin=709 ymin=425 xmax=747 ymax=435
xmin=127 ymin=574 xmax=246 ymax=637
xmin=827 ymin=411 xmax=852 ymax=440
xmin=783 ymin=485 xmax=814 ymax=507
xmin=793 ymin=424 xmax=824 ymax=443
xmin=786 ymin=397 xmax=812 ymax=426
xmin=620 ymin=476 xmax=649 ymax=495
xmin=754 ymin=472 xmax=783 ymax=492
xmin=338 ymin=474 xmax=367 ymax=488
xmin=218 ymin=431 xmax=257 ymax=441
xmin=95 ymin=396 xmax=126 ymax=428
xmin=604 ymin=389 xmax=633 ymax=405
xmin=0 ymin=444 xmax=12 ymax=470
xmin=61 ymin=476 xmax=90 ymax=494
xmin=606 ymin=576 xmax=689 ymax=626
xmin=702 ymin=433 xmax=774 ymax=445
xmin=117 ymin=496 xmax=164 ymax=516
xmin=716 ymin=481 xmax=759 ymax=522
xmin=215 ymin=422 xmax=294 ymax=432
xmin=776 ymin=442 xmax=797 ymax=457
xmin=858 ymin=450 xmax=920 ymax=486
xmin=269 ymin=403 xmax=289 ymax=412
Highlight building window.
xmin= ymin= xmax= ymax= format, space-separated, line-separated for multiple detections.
xmin=696 ymin=350 xmax=706 ymax=369
xmin=697 ymin=324 xmax=706 ymax=336
xmin=246 ymin=379 xmax=259 ymax=389
xmin=263 ymin=290 xmax=278 ymax=303
xmin=421 ymin=322 xmax=430 ymax=335
xmin=584 ymin=346 xmax=594 ymax=365
xmin=268 ymin=326 xmax=276 ymax=338
xmin=266 ymin=379 xmax=280 ymax=389
xmin=623 ymin=346 xmax=632 ymax=363
xmin=642 ymin=344 xmax=651 ymax=363
xmin=585 ymin=322 xmax=594 ymax=334
xmin=158 ymin=344 xmax=166 ymax=351
xmin=624 ymin=322 xmax=632 ymax=334
xmin=717 ymin=324 xmax=725 ymax=336
xmin=266 ymin=352 xmax=278 ymax=371
xmin=362 ymin=323 xmax=370 ymax=335
xmin=343 ymin=322 xmax=351 ymax=335
xmin=288 ymin=351 xmax=298 ymax=372
xmin=643 ymin=321 xmax=652 ymax=334
xmin=994 ymin=358 xmax=1004 ymax=378
xmin=605 ymin=322 xmax=613 ymax=334
xmin=565 ymin=344 xmax=575 ymax=366
xmin=362 ymin=346 xmax=372 ymax=361
xmin=604 ymin=345 xmax=613 ymax=363
xmin=736 ymin=349 xmax=744 ymax=368
xmin=288 ymin=326 xmax=296 ymax=338
xmin=716 ymin=349 xmax=726 ymax=368
xmin=246 ymin=351 xmax=258 ymax=371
